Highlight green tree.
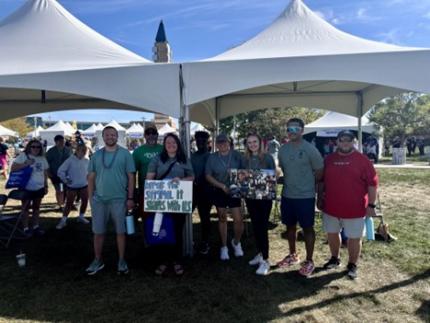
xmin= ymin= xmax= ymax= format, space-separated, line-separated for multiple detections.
xmin=1 ymin=117 xmax=32 ymax=137
xmin=368 ymin=93 xmax=430 ymax=146
xmin=220 ymin=107 xmax=323 ymax=142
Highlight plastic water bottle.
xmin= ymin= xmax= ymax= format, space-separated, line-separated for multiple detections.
xmin=365 ymin=216 xmax=375 ymax=241
xmin=152 ymin=213 xmax=164 ymax=236
xmin=59 ymin=183 xmax=64 ymax=192
xmin=125 ymin=212 xmax=135 ymax=235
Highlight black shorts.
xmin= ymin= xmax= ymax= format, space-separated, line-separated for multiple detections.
xmin=23 ymin=188 xmax=46 ymax=200
xmin=212 ymin=188 xmax=241 ymax=209
xmin=66 ymin=185 xmax=88 ymax=193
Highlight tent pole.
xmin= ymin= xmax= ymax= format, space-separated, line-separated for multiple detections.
xmin=179 ymin=64 xmax=193 ymax=257
xmin=356 ymin=91 xmax=364 ymax=152
xmin=214 ymin=97 xmax=220 ymax=152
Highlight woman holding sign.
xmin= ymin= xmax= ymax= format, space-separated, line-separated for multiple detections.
xmin=205 ymin=133 xmax=245 ymax=261
xmin=146 ymin=133 xmax=194 ymax=276
xmin=243 ymin=133 xmax=276 ymax=275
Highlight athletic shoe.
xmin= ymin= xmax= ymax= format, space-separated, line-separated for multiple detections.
xmin=323 ymin=256 xmax=341 ymax=270
xmin=86 ymin=259 xmax=105 ymax=276
xmin=77 ymin=216 xmax=90 ymax=224
xmin=56 ymin=217 xmax=67 ymax=230
xmin=220 ymin=246 xmax=230 ymax=261
xmin=231 ymin=239 xmax=244 ymax=257
xmin=249 ymin=253 xmax=263 ymax=266
xmin=277 ymin=253 xmax=300 ymax=268
xmin=347 ymin=263 xmax=358 ymax=280
xmin=299 ymin=260 xmax=315 ymax=277
xmin=198 ymin=242 xmax=210 ymax=255
xmin=256 ymin=260 xmax=270 ymax=276
xmin=117 ymin=259 xmax=129 ymax=275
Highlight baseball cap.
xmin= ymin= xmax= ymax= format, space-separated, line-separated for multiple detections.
xmin=337 ymin=130 xmax=355 ymax=140
xmin=216 ymin=133 xmax=229 ymax=143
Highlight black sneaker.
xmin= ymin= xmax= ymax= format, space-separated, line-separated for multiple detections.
xmin=347 ymin=263 xmax=358 ymax=279
xmin=323 ymin=256 xmax=341 ymax=269
xmin=198 ymin=242 xmax=210 ymax=255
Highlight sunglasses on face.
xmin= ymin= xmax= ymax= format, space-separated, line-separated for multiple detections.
xmin=338 ymin=138 xmax=353 ymax=143
xmin=287 ymin=126 xmax=302 ymax=133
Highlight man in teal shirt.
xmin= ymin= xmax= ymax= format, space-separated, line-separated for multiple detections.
xmin=132 ymin=124 xmax=163 ymax=218
xmin=277 ymin=118 xmax=324 ymax=277
xmin=86 ymin=126 xmax=135 ymax=275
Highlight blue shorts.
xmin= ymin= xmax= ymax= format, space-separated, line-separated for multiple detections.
xmin=281 ymin=197 xmax=315 ymax=229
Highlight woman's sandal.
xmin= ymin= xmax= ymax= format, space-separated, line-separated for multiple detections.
xmin=173 ymin=263 xmax=184 ymax=276
xmin=155 ymin=264 xmax=168 ymax=276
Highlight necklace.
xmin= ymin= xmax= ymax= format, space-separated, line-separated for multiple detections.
xmin=102 ymin=147 xmax=119 ymax=169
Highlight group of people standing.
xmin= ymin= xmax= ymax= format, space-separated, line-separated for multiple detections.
xmin=7 ymin=116 xmax=378 ymax=280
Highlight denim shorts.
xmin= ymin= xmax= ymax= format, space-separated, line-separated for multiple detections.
xmin=281 ymin=197 xmax=315 ymax=228
xmin=91 ymin=198 xmax=126 ymax=234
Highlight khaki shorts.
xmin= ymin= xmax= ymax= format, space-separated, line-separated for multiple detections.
xmin=91 ymin=198 xmax=126 ymax=235
xmin=323 ymin=213 xmax=365 ymax=239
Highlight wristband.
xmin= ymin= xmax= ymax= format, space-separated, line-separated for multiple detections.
xmin=367 ymin=203 xmax=376 ymax=209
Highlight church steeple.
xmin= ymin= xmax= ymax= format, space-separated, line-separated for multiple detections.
xmin=152 ymin=20 xmax=172 ymax=62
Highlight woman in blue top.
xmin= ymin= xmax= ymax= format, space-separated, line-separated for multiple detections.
xmin=243 ymin=133 xmax=276 ymax=276
xmin=147 ymin=133 xmax=194 ymax=276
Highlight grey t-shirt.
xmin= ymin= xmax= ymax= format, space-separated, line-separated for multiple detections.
xmin=88 ymin=146 xmax=136 ymax=202
xmin=147 ymin=155 xmax=194 ymax=180
xmin=278 ymin=140 xmax=323 ymax=199
xmin=205 ymin=150 xmax=244 ymax=185
xmin=242 ymin=153 xmax=276 ymax=170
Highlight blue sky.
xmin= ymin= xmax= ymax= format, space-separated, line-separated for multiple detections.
xmin=2 ymin=0 xmax=430 ymax=124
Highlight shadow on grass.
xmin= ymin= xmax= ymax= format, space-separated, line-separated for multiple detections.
xmin=0 ymin=216 xmax=428 ymax=322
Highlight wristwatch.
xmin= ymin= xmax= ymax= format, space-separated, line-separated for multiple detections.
xmin=367 ymin=203 xmax=376 ymax=209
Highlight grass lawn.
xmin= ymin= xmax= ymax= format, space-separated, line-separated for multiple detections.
xmin=0 ymin=168 xmax=429 ymax=323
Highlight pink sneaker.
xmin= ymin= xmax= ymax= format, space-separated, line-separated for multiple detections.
xmin=277 ymin=254 xmax=300 ymax=268
xmin=299 ymin=260 xmax=315 ymax=277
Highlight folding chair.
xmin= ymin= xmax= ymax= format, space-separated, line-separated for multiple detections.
xmin=0 ymin=190 xmax=27 ymax=248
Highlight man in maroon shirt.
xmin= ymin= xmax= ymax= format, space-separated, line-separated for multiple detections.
xmin=317 ymin=130 xmax=378 ymax=279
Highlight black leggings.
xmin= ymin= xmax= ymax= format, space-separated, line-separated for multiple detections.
xmin=193 ymin=186 xmax=213 ymax=244
xmin=246 ymin=199 xmax=273 ymax=260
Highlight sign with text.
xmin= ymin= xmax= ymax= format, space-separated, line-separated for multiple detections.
xmin=144 ymin=180 xmax=193 ymax=213
xmin=229 ymin=169 xmax=277 ymax=200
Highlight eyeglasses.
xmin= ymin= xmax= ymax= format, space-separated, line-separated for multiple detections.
xmin=338 ymin=138 xmax=353 ymax=143
xmin=287 ymin=126 xmax=302 ymax=133
xmin=30 ymin=146 xmax=42 ymax=149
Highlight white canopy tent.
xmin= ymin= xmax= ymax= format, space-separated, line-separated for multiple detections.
xmin=126 ymin=123 xmax=144 ymax=138
xmin=0 ymin=0 xmax=180 ymax=121
xmin=0 ymin=124 xmax=18 ymax=137
xmin=82 ymin=124 xmax=98 ymax=137
xmin=39 ymin=120 xmax=74 ymax=145
xmin=303 ymin=112 xmax=377 ymax=137
xmin=158 ymin=123 xmax=178 ymax=136
xmin=26 ymin=126 xmax=45 ymax=138
xmin=96 ymin=123 xmax=105 ymax=131
xmin=181 ymin=0 xmax=430 ymax=139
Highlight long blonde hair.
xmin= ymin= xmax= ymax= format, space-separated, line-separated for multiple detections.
xmin=244 ymin=133 xmax=266 ymax=166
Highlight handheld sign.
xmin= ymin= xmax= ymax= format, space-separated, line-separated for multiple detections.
xmin=144 ymin=180 xmax=193 ymax=213
xmin=229 ymin=169 xmax=277 ymax=200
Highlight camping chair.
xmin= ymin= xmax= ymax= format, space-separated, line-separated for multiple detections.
xmin=0 ymin=190 xmax=27 ymax=248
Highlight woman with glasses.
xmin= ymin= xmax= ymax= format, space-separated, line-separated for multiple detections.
xmin=11 ymin=139 xmax=49 ymax=237
xmin=146 ymin=133 xmax=194 ymax=276
xmin=243 ymin=133 xmax=276 ymax=275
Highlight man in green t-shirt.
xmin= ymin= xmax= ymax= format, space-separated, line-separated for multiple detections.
xmin=86 ymin=126 xmax=135 ymax=276
xmin=132 ymin=124 xmax=163 ymax=218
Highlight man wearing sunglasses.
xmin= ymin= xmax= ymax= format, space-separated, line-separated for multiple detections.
xmin=132 ymin=124 xmax=163 ymax=219
xmin=277 ymin=118 xmax=324 ymax=277
xmin=318 ymin=130 xmax=378 ymax=279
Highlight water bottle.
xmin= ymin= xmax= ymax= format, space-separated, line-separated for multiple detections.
xmin=59 ymin=182 xmax=64 ymax=192
xmin=152 ymin=212 xmax=164 ymax=236
xmin=365 ymin=216 xmax=375 ymax=241
xmin=125 ymin=211 xmax=135 ymax=235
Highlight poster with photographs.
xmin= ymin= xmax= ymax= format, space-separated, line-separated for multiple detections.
xmin=229 ymin=169 xmax=277 ymax=200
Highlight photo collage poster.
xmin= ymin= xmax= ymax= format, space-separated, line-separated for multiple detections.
xmin=229 ymin=169 xmax=277 ymax=200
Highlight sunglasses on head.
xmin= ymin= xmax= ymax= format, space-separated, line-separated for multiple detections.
xmin=287 ymin=126 xmax=302 ymax=133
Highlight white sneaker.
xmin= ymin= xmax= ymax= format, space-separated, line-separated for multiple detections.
xmin=231 ymin=239 xmax=244 ymax=257
xmin=220 ymin=246 xmax=230 ymax=261
xmin=256 ymin=260 xmax=270 ymax=276
xmin=56 ymin=217 xmax=67 ymax=230
xmin=77 ymin=216 xmax=90 ymax=224
xmin=249 ymin=253 xmax=263 ymax=266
